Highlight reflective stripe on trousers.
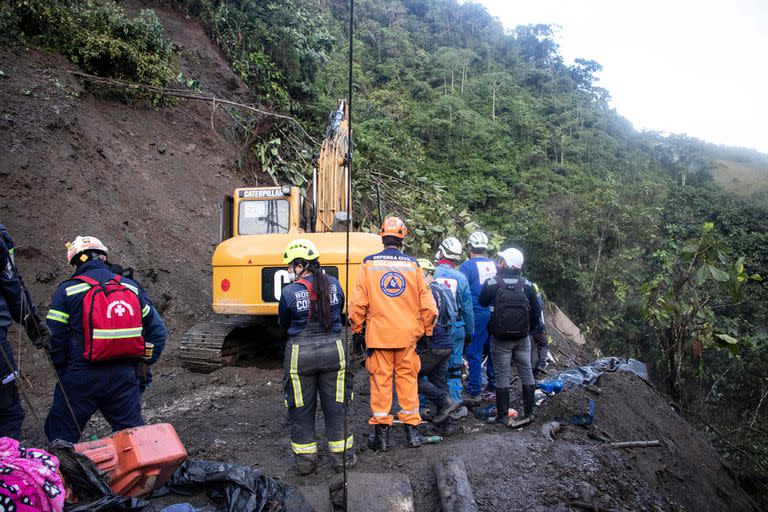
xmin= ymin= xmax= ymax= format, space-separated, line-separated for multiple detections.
xmin=283 ymin=325 xmax=353 ymax=456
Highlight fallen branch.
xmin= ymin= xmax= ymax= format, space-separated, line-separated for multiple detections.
xmin=587 ymin=430 xmax=609 ymax=444
xmin=68 ymin=71 xmax=316 ymax=142
xmin=608 ymin=440 xmax=661 ymax=449
xmin=594 ymin=425 xmax=614 ymax=441
xmin=541 ymin=421 xmax=562 ymax=440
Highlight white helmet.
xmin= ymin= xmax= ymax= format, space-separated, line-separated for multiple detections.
xmin=66 ymin=235 xmax=108 ymax=265
xmin=436 ymin=236 xmax=462 ymax=261
xmin=498 ymin=248 xmax=524 ymax=269
xmin=467 ymin=231 xmax=489 ymax=250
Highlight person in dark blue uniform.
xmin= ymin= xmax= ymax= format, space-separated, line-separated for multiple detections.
xmin=44 ymin=236 xmax=167 ymax=442
xmin=0 ymin=223 xmax=51 ymax=438
xmin=416 ymin=259 xmax=461 ymax=433
xmin=459 ymin=230 xmax=497 ymax=404
xmin=278 ymin=238 xmax=354 ymax=475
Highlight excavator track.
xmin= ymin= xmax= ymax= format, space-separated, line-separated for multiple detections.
xmin=178 ymin=317 xmax=259 ymax=373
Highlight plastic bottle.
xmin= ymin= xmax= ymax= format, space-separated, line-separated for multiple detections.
xmin=424 ymin=435 xmax=443 ymax=444
xmin=537 ymin=379 xmax=564 ymax=394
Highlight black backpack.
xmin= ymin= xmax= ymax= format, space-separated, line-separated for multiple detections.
xmin=491 ymin=277 xmax=530 ymax=339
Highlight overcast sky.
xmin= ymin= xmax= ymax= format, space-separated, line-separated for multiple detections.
xmin=475 ymin=0 xmax=768 ymax=153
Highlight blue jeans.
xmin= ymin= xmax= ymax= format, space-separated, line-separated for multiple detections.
xmin=465 ymin=312 xmax=495 ymax=396
xmin=447 ymin=326 xmax=465 ymax=402
xmin=45 ymin=364 xmax=144 ymax=443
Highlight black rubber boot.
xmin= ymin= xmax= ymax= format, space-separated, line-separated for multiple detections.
xmin=494 ymin=387 xmax=510 ymax=424
xmin=331 ymin=452 xmax=358 ymax=472
xmin=404 ymin=424 xmax=423 ymax=447
xmin=296 ymin=454 xmax=317 ymax=475
xmin=522 ymin=384 xmax=536 ymax=419
xmin=367 ymin=424 xmax=390 ymax=452
xmin=432 ymin=396 xmax=461 ymax=424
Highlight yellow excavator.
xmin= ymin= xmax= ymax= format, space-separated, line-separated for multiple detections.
xmin=179 ymin=100 xmax=381 ymax=372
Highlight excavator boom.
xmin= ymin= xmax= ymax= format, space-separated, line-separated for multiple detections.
xmin=313 ymin=100 xmax=350 ymax=232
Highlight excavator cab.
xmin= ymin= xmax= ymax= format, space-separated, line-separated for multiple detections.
xmin=219 ymin=185 xmax=302 ymax=243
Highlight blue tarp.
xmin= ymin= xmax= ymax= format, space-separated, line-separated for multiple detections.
xmin=542 ymin=356 xmax=648 ymax=390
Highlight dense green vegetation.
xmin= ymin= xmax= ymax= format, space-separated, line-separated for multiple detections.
xmin=3 ymin=0 xmax=766 ymax=483
xmin=1 ymin=0 xmax=178 ymax=101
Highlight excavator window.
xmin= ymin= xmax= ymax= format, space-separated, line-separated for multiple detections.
xmin=238 ymin=199 xmax=290 ymax=234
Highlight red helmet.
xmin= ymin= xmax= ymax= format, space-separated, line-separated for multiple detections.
xmin=379 ymin=216 xmax=407 ymax=239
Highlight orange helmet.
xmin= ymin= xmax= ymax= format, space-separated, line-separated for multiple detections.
xmin=379 ymin=216 xmax=407 ymax=239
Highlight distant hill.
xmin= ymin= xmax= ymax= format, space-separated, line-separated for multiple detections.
xmin=710 ymin=147 xmax=768 ymax=195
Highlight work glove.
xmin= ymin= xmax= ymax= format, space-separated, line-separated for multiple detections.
xmin=464 ymin=334 xmax=473 ymax=347
xmin=26 ymin=314 xmax=52 ymax=350
xmin=352 ymin=333 xmax=366 ymax=356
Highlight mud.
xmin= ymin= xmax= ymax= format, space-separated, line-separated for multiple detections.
xmin=0 ymin=2 xmax=760 ymax=510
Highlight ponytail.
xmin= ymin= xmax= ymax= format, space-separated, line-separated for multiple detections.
xmin=307 ymin=260 xmax=332 ymax=331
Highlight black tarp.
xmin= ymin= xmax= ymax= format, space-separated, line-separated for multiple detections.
xmin=153 ymin=459 xmax=313 ymax=512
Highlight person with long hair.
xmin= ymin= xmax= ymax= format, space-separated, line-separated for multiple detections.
xmin=278 ymin=238 xmax=355 ymax=475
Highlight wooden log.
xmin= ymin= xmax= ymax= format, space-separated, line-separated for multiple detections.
xmin=608 ymin=440 xmax=661 ymax=448
xmin=432 ymin=456 xmax=478 ymax=512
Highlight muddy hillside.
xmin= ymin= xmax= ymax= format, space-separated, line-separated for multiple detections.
xmin=0 ymin=2 xmax=761 ymax=511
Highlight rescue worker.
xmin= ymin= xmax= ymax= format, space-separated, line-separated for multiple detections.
xmin=416 ymin=259 xmax=461 ymax=431
xmin=45 ymin=236 xmax=167 ymax=442
xmin=459 ymin=231 xmax=497 ymax=404
xmin=530 ymin=282 xmax=552 ymax=379
xmin=433 ymin=236 xmax=474 ymax=419
xmin=278 ymin=239 xmax=354 ymax=475
xmin=349 ymin=217 xmax=436 ymax=451
xmin=478 ymin=248 xmax=541 ymax=427
xmin=0 ymin=224 xmax=51 ymax=438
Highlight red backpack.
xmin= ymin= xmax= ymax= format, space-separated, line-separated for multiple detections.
xmin=74 ymin=275 xmax=146 ymax=362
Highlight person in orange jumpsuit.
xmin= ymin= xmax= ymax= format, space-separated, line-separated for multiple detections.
xmin=349 ymin=217 xmax=437 ymax=451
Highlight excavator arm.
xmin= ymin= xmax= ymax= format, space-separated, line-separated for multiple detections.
xmin=312 ymin=100 xmax=350 ymax=233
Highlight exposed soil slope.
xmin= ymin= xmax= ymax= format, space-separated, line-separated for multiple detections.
xmin=0 ymin=4 xmax=254 ymax=339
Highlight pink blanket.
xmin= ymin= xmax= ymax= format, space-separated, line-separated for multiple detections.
xmin=0 ymin=437 xmax=65 ymax=512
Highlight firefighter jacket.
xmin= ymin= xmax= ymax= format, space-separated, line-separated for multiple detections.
xmin=278 ymin=274 xmax=345 ymax=336
xmin=349 ymin=248 xmax=437 ymax=349
xmin=434 ymin=262 xmax=475 ymax=336
xmin=46 ymin=260 xmax=167 ymax=373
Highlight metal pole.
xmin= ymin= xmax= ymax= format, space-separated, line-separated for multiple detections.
xmin=343 ymin=0 xmax=354 ymax=507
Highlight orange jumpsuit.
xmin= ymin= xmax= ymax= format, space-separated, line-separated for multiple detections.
xmin=349 ymin=248 xmax=437 ymax=426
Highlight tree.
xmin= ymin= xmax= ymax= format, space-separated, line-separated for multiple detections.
xmin=642 ymin=222 xmax=760 ymax=401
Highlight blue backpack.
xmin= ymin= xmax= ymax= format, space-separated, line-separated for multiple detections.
xmin=431 ymin=281 xmax=458 ymax=330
